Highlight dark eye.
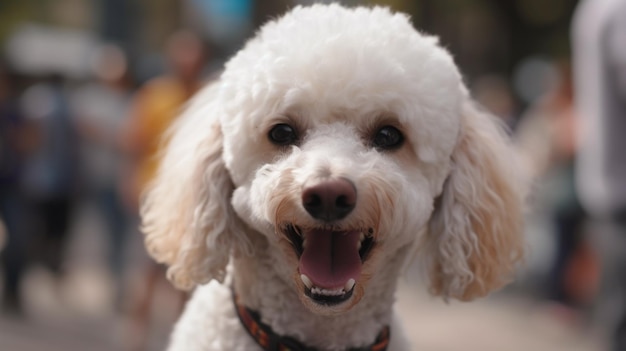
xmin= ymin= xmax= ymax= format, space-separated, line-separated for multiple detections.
xmin=372 ymin=126 xmax=404 ymax=150
xmin=268 ymin=123 xmax=298 ymax=146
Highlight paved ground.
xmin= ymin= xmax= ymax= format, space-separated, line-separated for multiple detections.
xmin=0 ymin=201 xmax=608 ymax=351
xmin=396 ymin=282 xmax=605 ymax=351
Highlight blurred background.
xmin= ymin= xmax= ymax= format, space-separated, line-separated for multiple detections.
xmin=0 ymin=0 xmax=622 ymax=350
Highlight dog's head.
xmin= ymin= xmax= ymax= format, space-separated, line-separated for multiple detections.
xmin=142 ymin=5 xmax=524 ymax=315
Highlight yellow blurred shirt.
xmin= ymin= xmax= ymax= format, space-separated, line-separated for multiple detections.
xmin=131 ymin=76 xmax=194 ymax=193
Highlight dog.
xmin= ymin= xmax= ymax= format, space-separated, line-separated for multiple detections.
xmin=141 ymin=4 xmax=525 ymax=351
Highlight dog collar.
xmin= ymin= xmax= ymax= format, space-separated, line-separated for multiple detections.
xmin=232 ymin=289 xmax=390 ymax=351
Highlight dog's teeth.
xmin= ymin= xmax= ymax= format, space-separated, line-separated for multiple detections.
xmin=357 ymin=232 xmax=365 ymax=250
xmin=300 ymin=274 xmax=313 ymax=289
xmin=321 ymin=288 xmax=342 ymax=296
xmin=309 ymin=285 xmax=346 ymax=296
xmin=345 ymin=279 xmax=355 ymax=292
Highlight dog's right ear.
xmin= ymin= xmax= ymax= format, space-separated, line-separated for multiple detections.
xmin=141 ymin=86 xmax=249 ymax=290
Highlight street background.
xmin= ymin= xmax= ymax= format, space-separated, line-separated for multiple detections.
xmin=0 ymin=0 xmax=614 ymax=350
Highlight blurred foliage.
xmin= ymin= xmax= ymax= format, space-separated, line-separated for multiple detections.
xmin=0 ymin=0 xmax=92 ymax=35
xmin=0 ymin=0 xmax=35 ymax=44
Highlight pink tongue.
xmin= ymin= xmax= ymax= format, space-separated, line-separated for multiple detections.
xmin=298 ymin=229 xmax=362 ymax=289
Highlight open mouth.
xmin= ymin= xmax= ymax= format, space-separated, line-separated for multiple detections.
xmin=285 ymin=224 xmax=375 ymax=306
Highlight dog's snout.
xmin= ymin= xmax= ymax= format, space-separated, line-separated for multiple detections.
xmin=302 ymin=178 xmax=356 ymax=221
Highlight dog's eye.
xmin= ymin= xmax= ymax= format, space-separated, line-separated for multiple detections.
xmin=269 ymin=123 xmax=298 ymax=146
xmin=372 ymin=126 xmax=404 ymax=150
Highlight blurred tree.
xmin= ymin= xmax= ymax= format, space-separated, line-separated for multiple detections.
xmin=0 ymin=0 xmax=92 ymax=41
xmin=0 ymin=1 xmax=39 ymax=44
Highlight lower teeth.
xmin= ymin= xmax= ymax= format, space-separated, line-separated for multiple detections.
xmin=311 ymin=287 xmax=345 ymax=296
xmin=300 ymin=274 xmax=357 ymax=296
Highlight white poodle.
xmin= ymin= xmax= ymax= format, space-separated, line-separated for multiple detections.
xmin=141 ymin=4 xmax=525 ymax=351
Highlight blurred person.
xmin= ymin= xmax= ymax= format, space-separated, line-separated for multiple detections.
xmin=20 ymin=74 xmax=79 ymax=281
xmin=472 ymin=74 xmax=518 ymax=130
xmin=71 ymin=44 xmax=134 ymax=309
xmin=516 ymin=61 xmax=596 ymax=313
xmin=126 ymin=30 xmax=206 ymax=204
xmin=572 ymin=0 xmax=626 ymax=349
xmin=0 ymin=63 xmax=31 ymax=314
xmin=125 ymin=30 xmax=207 ymax=351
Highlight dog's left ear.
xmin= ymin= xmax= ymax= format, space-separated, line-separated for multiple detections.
xmin=425 ymin=95 xmax=525 ymax=301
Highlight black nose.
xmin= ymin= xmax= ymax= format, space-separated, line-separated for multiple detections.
xmin=301 ymin=178 xmax=357 ymax=222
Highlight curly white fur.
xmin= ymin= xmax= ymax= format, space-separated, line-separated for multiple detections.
xmin=141 ymin=4 xmax=525 ymax=351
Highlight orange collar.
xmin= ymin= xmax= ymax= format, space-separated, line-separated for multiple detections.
xmin=233 ymin=289 xmax=390 ymax=351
